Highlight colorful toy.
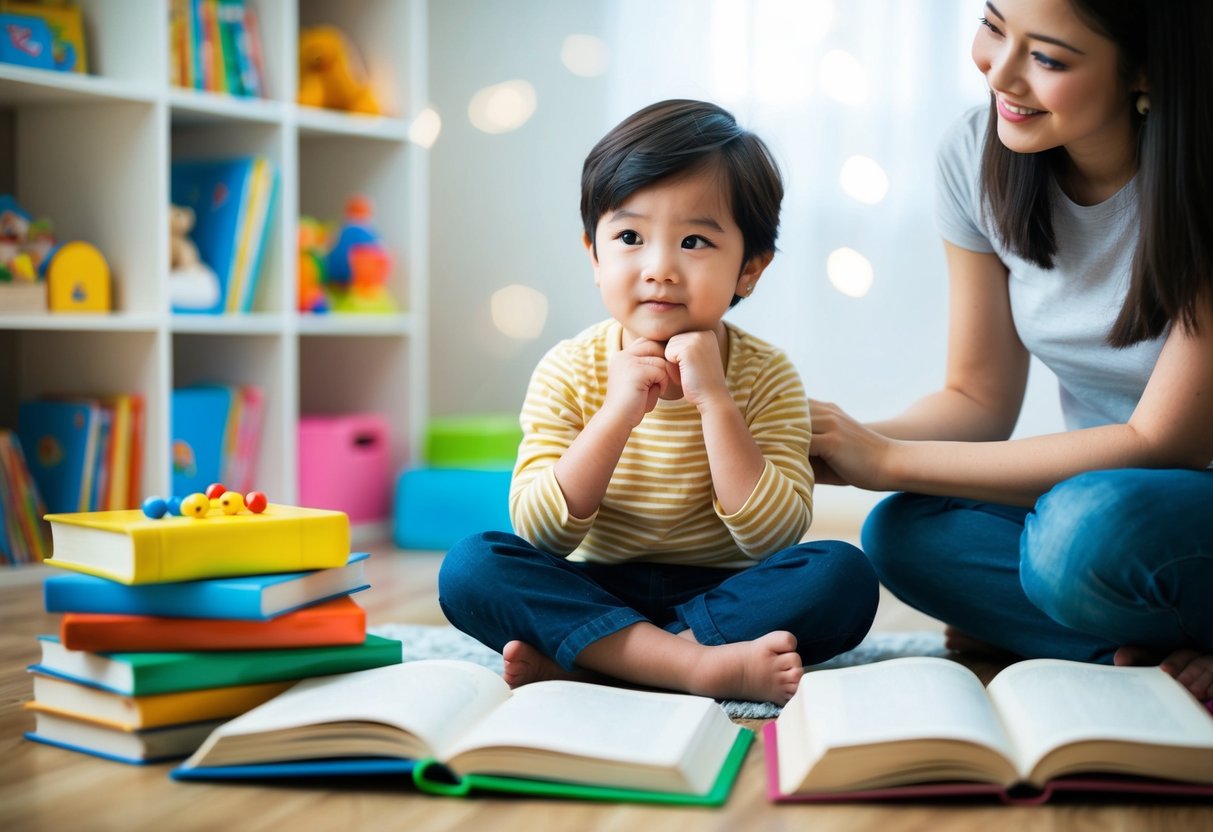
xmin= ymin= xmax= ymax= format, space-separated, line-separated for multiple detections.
xmin=168 ymin=203 xmax=221 ymax=311
xmin=46 ymin=240 xmax=110 ymax=312
xmin=297 ymin=25 xmax=381 ymax=115
xmin=142 ymin=485 xmax=270 ymax=519
xmin=297 ymin=216 xmax=330 ymax=313
xmin=323 ymin=196 xmax=396 ymax=313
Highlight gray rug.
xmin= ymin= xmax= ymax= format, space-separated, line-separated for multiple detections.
xmin=370 ymin=623 xmax=948 ymax=719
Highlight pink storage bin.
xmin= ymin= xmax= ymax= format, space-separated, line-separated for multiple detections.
xmin=298 ymin=413 xmax=391 ymax=523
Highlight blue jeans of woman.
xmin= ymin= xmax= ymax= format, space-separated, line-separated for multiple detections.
xmin=862 ymin=468 xmax=1213 ymax=663
xmin=439 ymin=531 xmax=879 ymax=671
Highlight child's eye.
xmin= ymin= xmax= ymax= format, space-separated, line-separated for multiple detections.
xmin=1032 ymin=51 xmax=1067 ymax=70
xmin=978 ymin=16 xmax=1002 ymax=37
xmin=618 ymin=230 xmax=641 ymax=245
xmin=681 ymin=235 xmax=712 ymax=250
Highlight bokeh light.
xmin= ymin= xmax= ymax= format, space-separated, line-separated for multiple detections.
xmin=827 ymin=247 xmax=874 ymax=298
xmin=491 ymin=284 xmax=549 ymax=340
xmin=561 ymin=34 xmax=610 ymax=77
xmin=819 ymin=49 xmax=869 ymax=105
xmin=468 ymin=80 xmax=538 ymax=134
xmin=839 ymin=155 xmax=888 ymax=204
xmin=408 ymin=107 xmax=442 ymax=149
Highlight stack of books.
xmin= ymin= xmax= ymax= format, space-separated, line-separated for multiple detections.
xmin=24 ymin=502 xmax=402 ymax=764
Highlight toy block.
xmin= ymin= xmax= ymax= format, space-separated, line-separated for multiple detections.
xmin=424 ymin=413 xmax=521 ymax=469
xmin=394 ymin=467 xmax=512 ymax=550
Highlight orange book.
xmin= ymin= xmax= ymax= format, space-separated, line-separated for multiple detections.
xmin=59 ymin=596 xmax=366 ymax=652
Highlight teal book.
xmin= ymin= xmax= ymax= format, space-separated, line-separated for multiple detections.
xmin=170 ymin=157 xmax=259 ymax=313
xmin=172 ymin=660 xmax=752 ymax=806
xmin=29 ymin=634 xmax=402 ymax=696
xmin=17 ymin=399 xmax=102 ymax=514
xmin=171 ymin=384 xmax=235 ymax=497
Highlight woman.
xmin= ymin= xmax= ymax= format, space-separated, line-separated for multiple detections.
xmin=810 ymin=0 xmax=1213 ymax=700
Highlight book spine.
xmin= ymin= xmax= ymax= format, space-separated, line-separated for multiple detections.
xmin=44 ymin=580 xmax=260 ymax=620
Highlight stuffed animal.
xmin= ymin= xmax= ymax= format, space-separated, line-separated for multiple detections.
xmin=168 ymin=204 xmax=220 ymax=311
xmin=297 ymin=25 xmax=381 ymax=115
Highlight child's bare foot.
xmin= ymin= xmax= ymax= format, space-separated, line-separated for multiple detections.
xmin=1115 ymin=645 xmax=1213 ymax=701
xmin=685 ymin=631 xmax=804 ymax=706
xmin=944 ymin=626 xmax=1017 ymax=658
xmin=502 ymin=640 xmax=577 ymax=688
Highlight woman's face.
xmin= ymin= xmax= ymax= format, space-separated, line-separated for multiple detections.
xmin=971 ymin=0 xmax=1137 ymax=159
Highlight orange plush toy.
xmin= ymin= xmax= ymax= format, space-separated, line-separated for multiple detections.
xmin=297 ymin=25 xmax=381 ymax=115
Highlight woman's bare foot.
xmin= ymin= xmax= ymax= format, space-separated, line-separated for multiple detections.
xmin=684 ymin=631 xmax=804 ymax=706
xmin=1115 ymin=645 xmax=1213 ymax=701
xmin=944 ymin=626 xmax=1017 ymax=657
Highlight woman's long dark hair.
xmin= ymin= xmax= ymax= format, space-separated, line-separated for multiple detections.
xmin=979 ymin=0 xmax=1213 ymax=347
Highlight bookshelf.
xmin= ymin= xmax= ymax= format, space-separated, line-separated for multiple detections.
xmin=0 ymin=0 xmax=429 ymax=540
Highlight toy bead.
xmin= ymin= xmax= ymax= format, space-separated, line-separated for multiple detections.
xmin=181 ymin=492 xmax=210 ymax=519
xmin=219 ymin=491 xmax=246 ymax=515
xmin=245 ymin=491 xmax=268 ymax=514
xmin=205 ymin=483 xmax=227 ymax=500
xmin=141 ymin=496 xmax=168 ymax=519
xmin=167 ymin=495 xmax=184 ymax=516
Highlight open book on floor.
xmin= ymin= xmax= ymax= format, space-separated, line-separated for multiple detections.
xmin=765 ymin=657 xmax=1213 ymax=804
xmin=173 ymin=659 xmax=753 ymax=806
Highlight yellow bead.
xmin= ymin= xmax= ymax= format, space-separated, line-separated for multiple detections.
xmin=181 ymin=492 xmax=210 ymax=518
xmin=219 ymin=491 xmax=246 ymax=515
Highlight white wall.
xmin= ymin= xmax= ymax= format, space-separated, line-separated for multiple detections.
xmin=427 ymin=0 xmax=1066 ymax=527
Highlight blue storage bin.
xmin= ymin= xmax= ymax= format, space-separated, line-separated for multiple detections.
xmin=394 ymin=467 xmax=513 ymax=550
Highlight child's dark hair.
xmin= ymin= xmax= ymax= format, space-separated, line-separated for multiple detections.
xmin=580 ymin=99 xmax=783 ymax=284
xmin=979 ymin=0 xmax=1213 ymax=346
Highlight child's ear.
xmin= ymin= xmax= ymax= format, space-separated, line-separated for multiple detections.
xmin=584 ymin=231 xmax=601 ymax=286
xmin=735 ymin=250 xmax=774 ymax=297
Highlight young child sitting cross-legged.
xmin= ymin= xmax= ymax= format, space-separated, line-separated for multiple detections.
xmin=439 ymin=99 xmax=878 ymax=705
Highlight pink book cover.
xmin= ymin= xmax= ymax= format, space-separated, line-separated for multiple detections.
xmin=762 ymin=722 xmax=1213 ymax=805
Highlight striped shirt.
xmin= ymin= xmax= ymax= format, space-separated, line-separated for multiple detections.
xmin=510 ymin=319 xmax=814 ymax=568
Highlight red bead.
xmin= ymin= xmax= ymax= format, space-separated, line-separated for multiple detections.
xmin=205 ymin=483 xmax=227 ymax=500
xmin=245 ymin=491 xmax=268 ymax=513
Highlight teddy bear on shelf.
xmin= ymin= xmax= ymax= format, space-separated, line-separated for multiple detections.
xmin=297 ymin=25 xmax=381 ymax=115
xmin=168 ymin=204 xmax=220 ymax=311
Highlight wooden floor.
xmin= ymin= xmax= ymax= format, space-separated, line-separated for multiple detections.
xmin=1 ymin=540 xmax=1209 ymax=831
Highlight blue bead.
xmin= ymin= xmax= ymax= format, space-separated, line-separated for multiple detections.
xmin=141 ymin=496 xmax=168 ymax=519
xmin=167 ymin=495 xmax=184 ymax=516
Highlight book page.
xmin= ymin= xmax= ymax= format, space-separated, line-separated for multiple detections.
xmin=987 ymin=659 xmax=1213 ymax=781
xmin=440 ymin=680 xmax=737 ymax=793
xmin=188 ymin=660 xmax=510 ymax=765
xmin=778 ymin=657 xmax=1019 ymax=793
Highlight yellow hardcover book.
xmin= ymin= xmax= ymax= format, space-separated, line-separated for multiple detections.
xmin=101 ymin=395 xmax=133 ymax=511
xmin=43 ymin=503 xmax=350 ymax=584
xmin=26 ymin=674 xmax=293 ymax=730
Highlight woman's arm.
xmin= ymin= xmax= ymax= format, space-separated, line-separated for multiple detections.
xmin=812 ymin=246 xmax=1213 ymax=506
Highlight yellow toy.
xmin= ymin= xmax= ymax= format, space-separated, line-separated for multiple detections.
xmin=46 ymin=241 xmax=110 ymax=312
xmin=297 ymin=25 xmax=381 ymax=115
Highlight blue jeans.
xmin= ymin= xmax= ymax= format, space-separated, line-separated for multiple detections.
xmin=439 ymin=531 xmax=879 ymax=671
xmin=862 ymin=469 xmax=1213 ymax=663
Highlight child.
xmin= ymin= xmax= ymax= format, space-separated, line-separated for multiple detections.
xmin=440 ymin=99 xmax=877 ymax=705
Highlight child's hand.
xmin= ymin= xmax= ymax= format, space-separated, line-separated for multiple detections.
xmin=665 ymin=331 xmax=728 ymax=410
xmin=603 ymin=337 xmax=674 ymax=427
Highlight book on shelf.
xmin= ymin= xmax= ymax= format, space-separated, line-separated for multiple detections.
xmin=26 ymin=709 xmax=227 ymax=765
xmin=43 ymin=552 xmax=370 ymax=620
xmin=17 ymin=398 xmax=101 ymax=514
xmin=30 ymin=633 xmax=402 ymax=697
xmin=172 ymin=384 xmax=264 ymax=497
xmin=27 ymin=672 xmax=294 ymax=731
xmin=59 ymin=596 xmax=366 ymax=652
xmin=172 ymin=660 xmax=752 ymax=806
xmin=764 ymin=656 xmax=1213 ymax=805
xmin=0 ymin=428 xmax=50 ymax=564
xmin=170 ymin=0 xmax=264 ymax=96
xmin=43 ymin=503 xmax=349 ymax=585
xmin=170 ymin=157 xmax=275 ymax=314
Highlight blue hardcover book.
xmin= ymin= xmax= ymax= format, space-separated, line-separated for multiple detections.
xmin=44 ymin=553 xmax=371 ymax=620
xmin=17 ymin=399 xmax=101 ymax=514
xmin=171 ymin=385 xmax=235 ymax=497
xmin=170 ymin=157 xmax=258 ymax=313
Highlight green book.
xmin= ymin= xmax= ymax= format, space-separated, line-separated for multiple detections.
xmin=172 ymin=660 xmax=752 ymax=806
xmin=30 ymin=634 xmax=402 ymax=696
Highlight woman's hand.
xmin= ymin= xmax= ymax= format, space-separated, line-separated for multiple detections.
xmin=809 ymin=398 xmax=894 ymax=490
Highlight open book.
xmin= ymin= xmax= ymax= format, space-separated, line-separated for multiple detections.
xmin=766 ymin=657 xmax=1213 ymax=804
xmin=173 ymin=659 xmax=752 ymax=805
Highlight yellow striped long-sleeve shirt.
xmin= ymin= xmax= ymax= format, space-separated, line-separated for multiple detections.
xmin=510 ymin=319 xmax=814 ymax=568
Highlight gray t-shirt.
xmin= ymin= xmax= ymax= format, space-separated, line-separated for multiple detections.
xmin=935 ymin=105 xmax=1165 ymax=431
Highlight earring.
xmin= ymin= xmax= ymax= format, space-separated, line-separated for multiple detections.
xmin=1135 ymin=92 xmax=1150 ymax=116
xmin=744 ymin=285 xmax=753 ymax=295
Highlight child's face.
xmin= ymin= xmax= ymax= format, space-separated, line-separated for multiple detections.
xmin=971 ymin=0 xmax=1136 ymax=159
xmin=586 ymin=165 xmax=767 ymax=346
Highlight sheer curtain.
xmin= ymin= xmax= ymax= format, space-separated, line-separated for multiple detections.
xmin=600 ymin=0 xmax=1063 ymax=517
